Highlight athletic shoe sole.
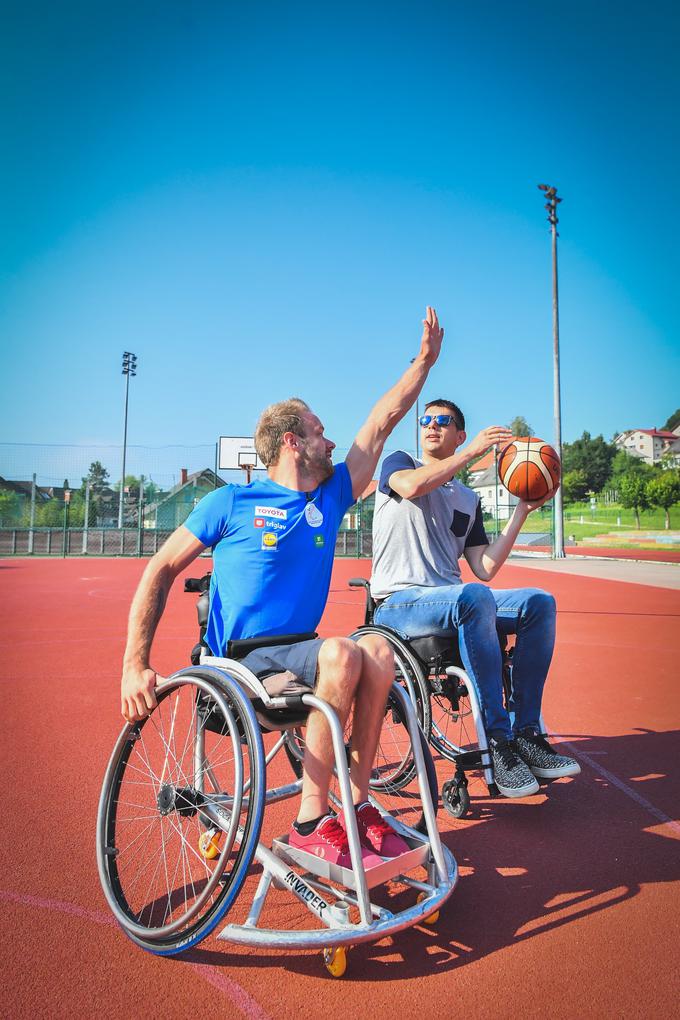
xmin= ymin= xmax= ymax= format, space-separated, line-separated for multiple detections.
xmin=494 ymin=776 xmax=540 ymax=798
xmin=528 ymin=761 xmax=581 ymax=779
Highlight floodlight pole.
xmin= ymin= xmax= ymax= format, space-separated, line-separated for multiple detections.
xmin=118 ymin=352 xmax=137 ymax=529
xmin=538 ymin=185 xmax=565 ymax=558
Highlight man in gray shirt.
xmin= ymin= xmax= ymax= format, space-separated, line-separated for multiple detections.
xmin=372 ymin=398 xmax=580 ymax=798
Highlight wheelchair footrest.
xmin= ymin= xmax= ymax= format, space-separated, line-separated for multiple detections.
xmin=454 ymin=749 xmax=492 ymax=770
xmin=271 ymin=834 xmax=429 ymax=891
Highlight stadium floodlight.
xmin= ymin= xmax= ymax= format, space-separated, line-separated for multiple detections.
xmin=118 ymin=351 xmax=138 ymax=529
xmin=536 ymin=184 xmax=565 ymax=558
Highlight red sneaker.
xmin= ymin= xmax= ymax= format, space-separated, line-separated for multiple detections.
xmin=349 ymin=802 xmax=410 ymax=858
xmin=289 ymin=815 xmax=382 ymax=869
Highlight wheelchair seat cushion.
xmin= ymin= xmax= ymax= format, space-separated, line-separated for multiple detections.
xmin=408 ymin=633 xmax=464 ymax=668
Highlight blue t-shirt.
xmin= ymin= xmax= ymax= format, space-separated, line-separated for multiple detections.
xmin=184 ymin=464 xmax=354 ymax=654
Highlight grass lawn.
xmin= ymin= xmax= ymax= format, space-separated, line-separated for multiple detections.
xmin=485 ymin=501 xmax=680 ymax=547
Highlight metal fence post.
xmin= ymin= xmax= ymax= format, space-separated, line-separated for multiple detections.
xmin=137 ymin=475 xmax=145 ymax=556
xmin=82 ymin=480 xmax=90 ymax=554
xmin=28 ymin=474 xmax=36 ymax=555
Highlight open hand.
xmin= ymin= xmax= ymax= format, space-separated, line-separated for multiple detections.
xmin=419 ymin=306 xmax=444 ymax=366
xmin=519 ymin=485 xmax=560 ymax=514
xmin=467 ymin=426 xmax=513 ymax=460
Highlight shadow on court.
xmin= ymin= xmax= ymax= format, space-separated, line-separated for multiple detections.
xmin=184 ymin=726 xmax=680 ymax=982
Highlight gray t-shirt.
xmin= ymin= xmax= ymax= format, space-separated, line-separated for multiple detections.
xmin=371 ymin=451 xmax=489 ymax=599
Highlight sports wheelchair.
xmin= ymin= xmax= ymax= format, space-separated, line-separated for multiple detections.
xmin=348 ymin=577 xmax=527 ymax=819
xmin=96 ymin=574 xmax=457 ymax=976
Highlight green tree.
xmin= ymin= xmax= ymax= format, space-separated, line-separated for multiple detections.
xmin=619 ymin=473 xmax=650 ymax=529
xmin=113 ymin=475 xmax=141 ymax=499
xmin=562 ymin=432 xmax=616 ymax=493
xmin=646 ymin=471 xmax=680 ymax=529
xmin=82 ymin=460 xmax=110 ymax=492
xmin=65 ymin=490 xmax=88 ymax=527
xmin=608 ymin=449 xmax=654 ymax=488
xmin=144 ymin=479 xmax=160 ymax=503
xmin=0 ymin=489 xmax=24 ymax=525
xmin=562 ymin=469 xmax=589 ymax=502
xmin=35 ymin=497 xmax=64 ymax=527
xmin=509 ymin=416 xmax=533 ymax=437
xmin=661 ymin=408 xmax=680 ymax=432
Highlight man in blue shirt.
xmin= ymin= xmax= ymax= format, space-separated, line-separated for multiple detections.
xmin=120 ymin=307 xmax=443 ymax=868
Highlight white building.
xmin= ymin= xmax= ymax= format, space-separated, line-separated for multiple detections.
xmin=468 ymin=464 xmax=519 ymax=520
xmin=614 ymin=427 xmax=680 ymax=466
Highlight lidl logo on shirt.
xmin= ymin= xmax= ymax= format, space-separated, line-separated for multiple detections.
xmin=313 ymin=534 xmax=325 ymax=548
xmin=254 ymin=518 xmax=265 ymax=528
xmin=262 ymin=532 xmax=278 ymax=549
xmin=255 ymin=505 xmax=288 ymax=520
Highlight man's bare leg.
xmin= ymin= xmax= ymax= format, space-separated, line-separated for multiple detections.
xmin=348 ymin=634 xmax=395 ymax=805
xmin=297 ymin=637 xmax=362 ymax=824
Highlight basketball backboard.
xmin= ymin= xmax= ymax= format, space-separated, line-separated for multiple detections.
xmin=218 ymin=437 xmax=265 ymax=472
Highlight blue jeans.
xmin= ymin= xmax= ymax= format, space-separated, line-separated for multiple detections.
xmin=374 ymin=583 xmax=556 ymax=741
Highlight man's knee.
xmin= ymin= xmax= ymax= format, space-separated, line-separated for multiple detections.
xmin=356 ymin=633 xmax=394 ymax=685
xmin=457 ymin=582 xmax=496 ymax=620
xmin=523 ymin=589 xmax=556 ymax=621
xmin=317 ymin=637 xmax=362 ymax=693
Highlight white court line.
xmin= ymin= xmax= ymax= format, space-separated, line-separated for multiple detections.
xmin=0 ymin=889 xmax=271 ymax=1020
xmin=558 ymin=740 xmax=680 ymax=837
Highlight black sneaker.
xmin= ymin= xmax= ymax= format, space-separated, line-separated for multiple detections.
xmin=514 ymin=732 xmax=581 ymax=779
xmin=489 ymin=738 xmax=540 ymax=798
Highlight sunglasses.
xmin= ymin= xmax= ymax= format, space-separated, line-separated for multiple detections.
xmin=419 ymin=414 xmax=461 ymax=429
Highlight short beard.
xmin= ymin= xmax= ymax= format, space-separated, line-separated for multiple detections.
xmin=299 ymin=445 xmax=334 ymax=484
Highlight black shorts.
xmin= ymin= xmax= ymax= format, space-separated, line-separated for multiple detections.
xmin=239 ymin=638 xmax=324 ymax=693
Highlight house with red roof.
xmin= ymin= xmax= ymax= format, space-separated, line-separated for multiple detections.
xmin=614 ymin=426 xmax=680 ymax=466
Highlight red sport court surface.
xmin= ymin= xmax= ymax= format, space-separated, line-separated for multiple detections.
xmin=1 ymin=556 xmax=679 ymax=1018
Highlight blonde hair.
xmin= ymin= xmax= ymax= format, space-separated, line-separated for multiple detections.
xmin=255 ymin=397 xmax=310 ymax=467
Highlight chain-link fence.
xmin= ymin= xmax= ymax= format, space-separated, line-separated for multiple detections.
xmin=0 ymin=526 xmax=375 ymax=557
xmin=1 ymin=442 xmax=557 ymax=558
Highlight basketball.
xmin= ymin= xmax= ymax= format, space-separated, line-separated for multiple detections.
xmin=497 ymin=437 xmax=561 ymax=502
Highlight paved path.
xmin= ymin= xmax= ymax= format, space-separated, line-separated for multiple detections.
xmin=509 ymin=553 xmax=680 ymax=590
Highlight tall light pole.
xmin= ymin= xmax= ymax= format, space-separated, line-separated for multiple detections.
xmin=537 ymin=184 xmax=565 ymax=558
xmin=118 ymin=351 xmax=137 ymax=529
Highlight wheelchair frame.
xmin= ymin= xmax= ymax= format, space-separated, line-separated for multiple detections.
xmin=96 ymin=581 xmax=458 ymax=974
xmin=348 ymin=577 xmax=544 ymax=818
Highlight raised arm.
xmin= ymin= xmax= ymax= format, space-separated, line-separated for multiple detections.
xmin=388 ymin=425 xmax=513 ymax=500
xmin=120 ymin=525 xmax=206 ymax=722
xmin=344 ymin=307 xmax=444 ymax=499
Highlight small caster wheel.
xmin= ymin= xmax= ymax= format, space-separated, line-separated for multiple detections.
xmin=323 ymin=946 xmax=347 ymax=977
xmin=198 ymin=829 xmax=221 ymax=860
xmin=442 ymin=776 xmax=470 ymax=819
xmin=417 ymin=891 xmax=439 ymax=925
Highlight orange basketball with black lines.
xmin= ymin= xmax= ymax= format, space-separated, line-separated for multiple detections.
xmin=498 ymin=437 xmax=561 ymax=502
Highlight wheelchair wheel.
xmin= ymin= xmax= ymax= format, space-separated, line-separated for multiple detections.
xmin=97 ymin=669 xmax=265 ymax=955
xmin=351 ymin=627 xmax=432 ymax=740
xmin=285 ymin=628 xmax=432 ymax=793
xmin=283 ymin=690 xmax=438 ymax=832
xmin=365 ymin=699 xmax=439 ymax=833
xmin=429 ymin=668 xmax=479 ymax=763
xmin=330 ymin=679 xmax=438 ymax=832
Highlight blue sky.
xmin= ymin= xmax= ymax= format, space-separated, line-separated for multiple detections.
xmin=1 ymin=1 xmax=678 ymax=488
